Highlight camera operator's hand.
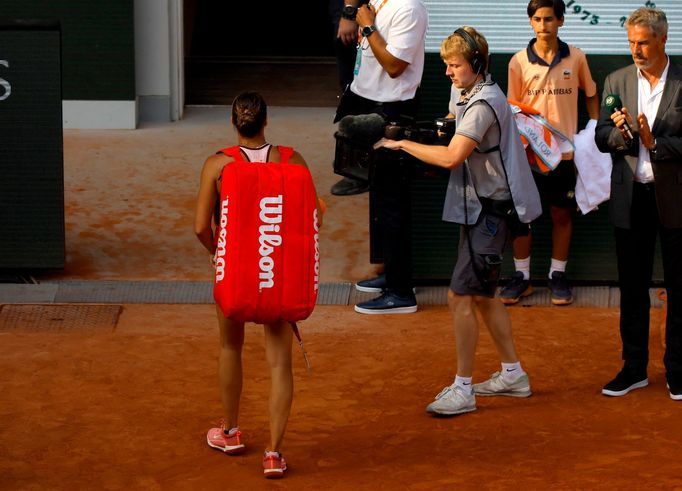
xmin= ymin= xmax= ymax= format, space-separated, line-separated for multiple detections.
xmin=374 ymin=137 xmax=402 ymax=151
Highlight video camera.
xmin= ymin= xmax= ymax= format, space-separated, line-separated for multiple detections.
xmin=384 ymin=117 xmax=456 ymax=144
xmin=333 ymin=113 xmax=457 ymax=181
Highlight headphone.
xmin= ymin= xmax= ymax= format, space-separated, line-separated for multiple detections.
xmin=454 ymin=28 xmax=485 ymax=75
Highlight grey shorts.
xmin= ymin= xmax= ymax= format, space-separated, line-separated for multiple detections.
xmin=450 ymin=213 xmax=510 ymax=298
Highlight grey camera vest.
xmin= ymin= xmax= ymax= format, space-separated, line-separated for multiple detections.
xmin=442 ymin=79 xmax=542 ymax=225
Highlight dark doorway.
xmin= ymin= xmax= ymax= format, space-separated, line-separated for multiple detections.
xmin=184 ymin=2 xmax=341 ymax=106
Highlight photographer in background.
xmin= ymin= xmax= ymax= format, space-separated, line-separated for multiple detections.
xmin=334 ymin=0 xmax=428 ymax=314
xmin=329 ymin=1 xmax=366 ymax=196
xmin=375 ymin=28 xmax=542 ymax=415
xmin=329 ymin=0 xmax=359 ymax=98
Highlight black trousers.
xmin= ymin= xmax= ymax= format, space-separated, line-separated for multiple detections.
xmin=372 ymin=152 xmax=413 ymax=296
xmin=328 ymin=0 xmax=356 ymax=92
xmin=615 ymin=182 xmax=682 ymax=383
xmin=335 ymin=88 xmax=417 ymax=296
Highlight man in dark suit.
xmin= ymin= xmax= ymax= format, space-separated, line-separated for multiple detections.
xmin=595 ymin=7 xmax=682 ymax=401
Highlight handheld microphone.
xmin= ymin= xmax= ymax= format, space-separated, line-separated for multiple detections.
xmin=337 ymin=113 xmax=387 ymax=144
xmin=604 ymin=94 xmax=634 ymax=141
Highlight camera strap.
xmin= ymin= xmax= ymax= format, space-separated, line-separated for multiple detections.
xmin=462 ymin=161 xmax=490 ymax=287
xmin=461 ymin=97 xmax=529 ymax=238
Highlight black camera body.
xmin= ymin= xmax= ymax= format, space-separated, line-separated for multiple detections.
xmin=435 ymin=117 xmax=457 ymax=138
xmin=333 ymin=114 xmax=458 ymax=182
xmin=384 ymin=117 xmax=456 ymax=146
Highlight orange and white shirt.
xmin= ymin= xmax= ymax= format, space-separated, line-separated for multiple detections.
xmin=508 ymin=38 xmax=596 ymax=157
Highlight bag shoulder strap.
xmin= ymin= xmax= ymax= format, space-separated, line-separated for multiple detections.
xmin=217 ymin=145 xmax=244 ymax=162
xmin=219 ymin=145 xmax=293 ymax=163
xmin=277 ymin=145 xmax=294 ymax=164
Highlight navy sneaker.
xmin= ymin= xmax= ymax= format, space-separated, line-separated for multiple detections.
xmin=354 ymin=291 xmax=417 ymax=314
xmin=548 ymin=271 xmax=573 ymax=305
xmin=499 ymin=272 xmax=532 ymax=305
xmin=668 ymin=382 xmax=682 ymax=401
xmin=602 ymin=368 xmax=648 ymax=396
xmin=355 ymin=274 xmax=386 ymax=293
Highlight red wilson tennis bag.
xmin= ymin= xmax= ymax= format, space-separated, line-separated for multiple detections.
xmin=213 ymin=145 xmax=320 ymax=324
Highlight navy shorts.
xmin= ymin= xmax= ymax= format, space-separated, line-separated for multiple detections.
xmin=450 ymin=213 xmax=510 ymax=298
xmin=532 ymin=159 xmax=577 ymax=209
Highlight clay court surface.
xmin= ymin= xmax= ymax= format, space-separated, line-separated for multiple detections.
xmin=1 ymin=305 xmax=680 ymax=490
xmin=1 ymin=106 xmax=681 ymax=489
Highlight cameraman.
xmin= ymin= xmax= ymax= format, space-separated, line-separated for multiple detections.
xmin=375 ymin=28 xmax=542 ymax=415
xmin=334 ymin=0 xmax=428 ymax=314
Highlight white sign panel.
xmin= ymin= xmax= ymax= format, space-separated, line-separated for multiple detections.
xmin=424 ymin=1 xmax=682 ymax=54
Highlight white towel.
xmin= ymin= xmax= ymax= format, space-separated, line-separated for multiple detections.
xmin=573 ymin=119 xmax=612 ymax=215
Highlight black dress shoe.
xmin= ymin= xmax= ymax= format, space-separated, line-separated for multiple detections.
xmin=602 ymin=368 xmax=648 ymax=397
xmin=331 ymin=177 xmax=369 ymax=196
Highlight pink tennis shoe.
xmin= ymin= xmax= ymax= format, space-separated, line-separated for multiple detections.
xmin=262 ymin=451 xmax=287 ymax=479
xmin=206 ymin=422 xmax=245 ymax=455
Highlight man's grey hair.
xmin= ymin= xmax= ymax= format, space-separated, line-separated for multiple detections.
xmin=626 ymin=7 xmax=668 ymax=38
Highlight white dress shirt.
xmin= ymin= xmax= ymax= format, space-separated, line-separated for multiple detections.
xmin=636 ymin=57 xmax=670 ymax=182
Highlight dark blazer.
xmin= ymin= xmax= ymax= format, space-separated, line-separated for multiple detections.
xmin=595 ymin=59 xmax=682 ymax=229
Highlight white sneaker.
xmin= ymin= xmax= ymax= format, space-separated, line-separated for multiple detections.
xmin=473 ymin=371 xmax=532 ymax=397
xmin=426 ymin=383 xmax=476 ymax=416
xmin=667 ymin=383 xmax=682 ymax=401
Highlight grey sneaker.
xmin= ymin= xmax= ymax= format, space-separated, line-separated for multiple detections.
xmin=473 ymin=371 xmax=532 ymax=397
xmin=499 ymin=272 xmax=533 ymax=305
xmin=426 ymin=383 xmax=476 ymax=416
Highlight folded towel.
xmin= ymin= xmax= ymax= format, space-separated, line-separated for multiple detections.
xmin=573 ymin=119 xmax=612 ymax=214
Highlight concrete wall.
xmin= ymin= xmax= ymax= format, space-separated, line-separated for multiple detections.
xmin=135 ymin=0 xmax=175 ymax=124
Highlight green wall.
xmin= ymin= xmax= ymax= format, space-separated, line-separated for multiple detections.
xmin=0 ymin=22 xmax=64 ymax=269
xmin=0 ymin=0 xmax=135 ymax=100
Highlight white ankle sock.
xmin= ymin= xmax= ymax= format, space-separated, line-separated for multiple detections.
xmin=501 ymin=362 xmax=525 ymax=383
xmin=513 ymin=257 xmax=531 ymax=280
xmin=549 ymin=258 xmax=567 ymax=279
xmin=454 ymin=375 xmax=473 ymax=392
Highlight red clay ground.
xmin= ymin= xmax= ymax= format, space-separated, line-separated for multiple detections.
xmin=1 ymin=304 xmax=680 ymax=490
xmin=3 ymin=107 xmax=680 ymax=489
